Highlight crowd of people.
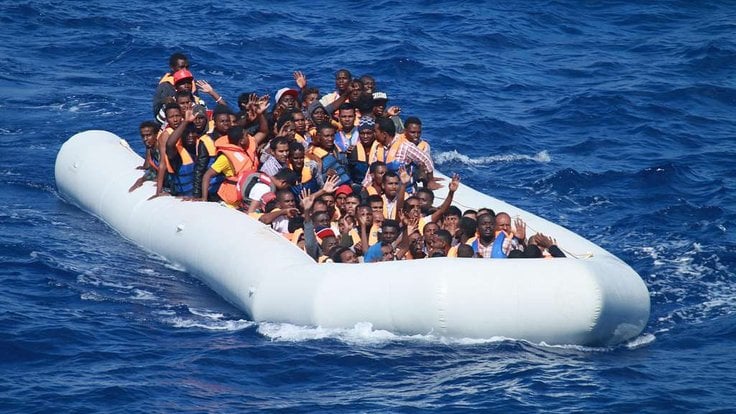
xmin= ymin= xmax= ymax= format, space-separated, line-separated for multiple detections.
xmin=130 ymin=52 xmax=565 ymax=263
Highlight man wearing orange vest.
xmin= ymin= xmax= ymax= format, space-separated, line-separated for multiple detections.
xmin=200 ymin=126 xmax=259 ymax=207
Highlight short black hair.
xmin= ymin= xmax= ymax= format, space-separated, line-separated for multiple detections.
xmin=382 ymin=219 xmax=400 ymax=232
xmin=405 ymin=117 xmax=422 ymax=127
xmin=444 ymin=206 xmax=462 ymax=219
xmin=273 ymin=168 xmax=298 ymax=186
xmin=459 ymin=217 xmax=477 ymax=237
xmin=212 ymin=104 xmax=233 ymax=118
xmin=316 ymin=122 xmax=335 ymax=134
xmin=163 ymin=103 xmax=181 ymax=114
xmin=140 ymin=121 xmax=160 ymax=133
xmin=270 ymin=136 xmax=290 ymax=151
xmin=169 ymin=52 xmax=188 ymax=68
xmin=288 ymin=216 xmax=304 ymax=233
xmin=369 ymin=161 xmax=386 ymax=173
xmin=457 ymin=244 xmax=475 ymax=258
xmin=416 ymin=187 xmax=434 ymax=201
xmin=435 ymin=229 xmax=453 ymax=246
xmin=289 ymin=141 xmax=305 ymax=154
xmin=376 ymin=117 xmax=396 ymax=136
xmin=227 ymin=126 xmax=244 ymax=144
xmin=382 ymin=171 xmax=399 ymax=183
xmin=330 ymin=246 xmax=351 ymax=263
xmin=367 ymin=194 xmax=383 ymax=205
xmin=338 ymin=103 xmax=355 ymax=112
xmin=336 ymin=69 xmax=352 ymax=79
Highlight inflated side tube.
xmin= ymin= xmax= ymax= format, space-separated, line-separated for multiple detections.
xmin=55 ymin=131 xmax=650 ymax=346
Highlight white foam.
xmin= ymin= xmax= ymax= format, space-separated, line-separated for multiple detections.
xmin=259 ymin=322 xmax=519 ymax=346
xmin=434 ymin=150 xmax=551 ymax=166
xmin=166 ymin=317 xmax=254 ymax=331
xmin=130 ymin=288 xmax=156 ymax=301
xmin=625 ymin=333 xmax=656 ymax=349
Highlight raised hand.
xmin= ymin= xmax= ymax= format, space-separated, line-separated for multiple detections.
xmin=195 ymin=80 xmax=214 ymax=94
xmin=322 ymin=174 xmax=340 ymax=193
xmin=513 ymin=217 xmax=527 ymax=241
xmin=386 ymin=106 xmax=401 ymax=117
xmin=184 ymin=108 xmax=195 ymax=123
xmin=257 ymin=94 xmax=270 ymax=114
xmin=301 ymin=189 xmax=314 ymax=212
xmin=449 ymin=173 xmax=461 ymax=193
xmin=293 ymin=71 xmax=307 ymax=89
xmin=398 ymin=165 xmax=411 ymax=185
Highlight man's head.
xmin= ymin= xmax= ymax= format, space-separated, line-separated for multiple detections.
xmin=442 ymin=206 xmax=462 ymax=232
xmin=302 ymin=87 xmax=319 ymax=109
xmin=270 ymin=136 xmax=290 ymax=164
xmin=272 ymin=168 xmax=299 ymax=190
xmin=335 ymin=184 xmax=352 ymax=213
xmin=331 ymin=246 xmax=358 ymax=264
xmin=275 ymin=87 xmax=298 ymax=110
xmin=192 ymin=104 xmax=208 ymax=131
xmin=312 ymin=212 xmax=331 ymax=229
xmin=404 ymin=117 xmax=422 ymax=145
xmin=308 ymin=102 xmax=329 ymax=125
xmin=319 ymin=193 xmax=336 ymax=217
xmin=316 ymin=123 xmax=336 ymax=151
xmin=374 ymin=116 xmax=396 ymax=146
xmin=416 ymin=188 xmax=434 ymax=213
xmin=382 ymin=171 xmax=400 ymax=199
xmin=164 ymin=103 xmax=183 ymax=129
xmin=358 ymin=117 xmax=376 ymax=146
xmin=291 ymin=110 xmax=307 ymax=134
xmin=182 ymin=124 xmax=199 ymax=149
xmin=344 ymin=194 xmax=361 ymax=217
xmin=360 ymin=75 xmax=375 ymax=94
xmin=402 ymin=196 xmax=422 ymax=219
xmin=477 ymin=213 xmax=496 ymax=241
xmin=168 ymin=52 xmax=189 ymax=73
xmin=227 ymin=126 xmax=246 ymax=147
xmin=335 ymin=69 xmax=352 ymax=93
xmin=275 ymin=188 xmax=297 ymax=210
xmin=356 ymin=204 xmax=373 ymax=228
xmin=139 ymin=121 xmax=160 ymax=149
xmin=380 ymin=219 xmax=401 ymax=244
xmin=458 ymin=217 xmax=477 ymax=240
xmin=213 ymin=105 xmax=234 ymax=135
xmin=175 ymin=90 xmax=194 ymax=112
xmin=423 ymin=221 xmax=439 ymax=246
xmin=432 ymin=229 xmax=453 ymax=255
xmin=494 ymin=212 xmax=512 ymax=235
xmin=288 ymin=142 xmax=306 ymax=171
xmin=338 ymin=103 xmax=356 ymax=131
xmin=367 ymin=194 xmax=383 ymax=214
xmin=369 ymin=161 xmax=387 ymax=186
xmin=348 ymin=79 xmax=363 ymax=102
xmin=372 ymin=92 xmax=388 ymax=117
xmin=173 ymin=69 xmax=194 ymax=92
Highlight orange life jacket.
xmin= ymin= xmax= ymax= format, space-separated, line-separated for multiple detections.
xmin=215 ymin=143 xmax=259 ymax=205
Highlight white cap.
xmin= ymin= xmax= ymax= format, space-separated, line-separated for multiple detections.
xmin=275 ymin=87 xmax=298 ymax=103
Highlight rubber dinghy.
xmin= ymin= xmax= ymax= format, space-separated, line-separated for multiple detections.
xmin=55 ymin=131 xmax=650 ymax=346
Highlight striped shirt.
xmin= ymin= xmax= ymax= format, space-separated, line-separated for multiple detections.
xmin=363 ymin=135 xmax=434 ymax=186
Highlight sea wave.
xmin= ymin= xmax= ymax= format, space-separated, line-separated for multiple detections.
xmin=434 ymin=150 xmax=551 ymax=166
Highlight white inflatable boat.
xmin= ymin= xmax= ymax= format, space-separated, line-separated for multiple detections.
xmin=55 ymin=130 xmax=650 ymax=346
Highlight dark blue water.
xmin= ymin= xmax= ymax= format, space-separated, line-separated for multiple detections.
xmin=1 ymin=1 xmax=735 ymax=412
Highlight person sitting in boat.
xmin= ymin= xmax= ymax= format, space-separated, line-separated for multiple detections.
xmin=348 ymin=117 xmax=377 ymax=188
xmin=363 ymin=219 xmax=401 ymax=262
xmin=301 ymin=190 xmax=340 ymax=263
xmin=364 ymin=117 xmax=441 ymax=193
xmin=152 ymin=52 xmax=193 ymax=122
xmin=290 ymin=109 xmax=310 ymax=146
xmin=162 ymin=110 xmax=201 ymax=197
xmin=335 ymin=104 xmax=359 ymax=153
xmin=370 ymin=93 xmax=403 ymax=134
xmin=192 ymin=105 xmax=231 ymax=200
xmin=494 ymin=212 xmax=527 ymax=256
xmin=257 ymin=189 xmax=300 ymax=235
xmin=200 ymin=126 xmax=258 ymax=206
xmin=402 ymin=173 xmax=460 ymax=234
xmin=334 ymin=184 xmax=352 ymax=216
xmin=456 ymin=244 xmax=475 ymax=258
xmin=129 ymin=121 xmax=161 ymax=192
xmin=400 ymin=117 xmax=432 ymax=186
xmin=422 ymin=221 xmax=440 ymax=256
xmin=363 ymin=161 xmax=387 ymax=197
xmin=440 ymin=206 xmax=462 ymax=242
xmin=153 ymin=103 xmax=184 ymax=197
xmin=429 ymin=229 xmax=453 ymax=257
xmin=242 ymin=168 xmax=299 ymax=214
xmin=470 ymin=212 xmax=509 ymax=258
xmin=319 ymin=69 xmax=352 ymax=108
xmin=154 ymin=70 xmax=215 ymax=124
xmin=288 ymin=142 xmax=322 ymax=195
xmin=343 ymin=193 xmax=361 ymax=219
xmin=447 ymin=217 xmax=477 ymax=257
xmin=308 ymin=123 xmax=351 ymax=187
xmin=381 ymin=170 xmax=409 ymax=220
xmin=360 ymin=75 xmax=375 ymax=95
xmin=330 ymin=246 xmax=359 ymax=264
xmin=260 ymin=136 xmax=291 ymax=177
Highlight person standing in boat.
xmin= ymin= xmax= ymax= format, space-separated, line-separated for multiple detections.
xmin=308 ymin=123 xmax=351 ymax=186
xmin=152 ymin=53 xmax=194 ymax=122
xmin=364 ymin=117 xmax=441 ymax=193
xmin=162 ymin=109 xmax=202 ymax=197
xmin=319 ymin=69 xmax=352 ymax=108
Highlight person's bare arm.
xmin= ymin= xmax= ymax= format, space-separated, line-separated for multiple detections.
xmin=430 ymin=174 xmax=460 ymax=222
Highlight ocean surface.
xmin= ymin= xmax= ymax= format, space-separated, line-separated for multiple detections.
xmin=1 ymin=1 xmax=735 ymax=412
